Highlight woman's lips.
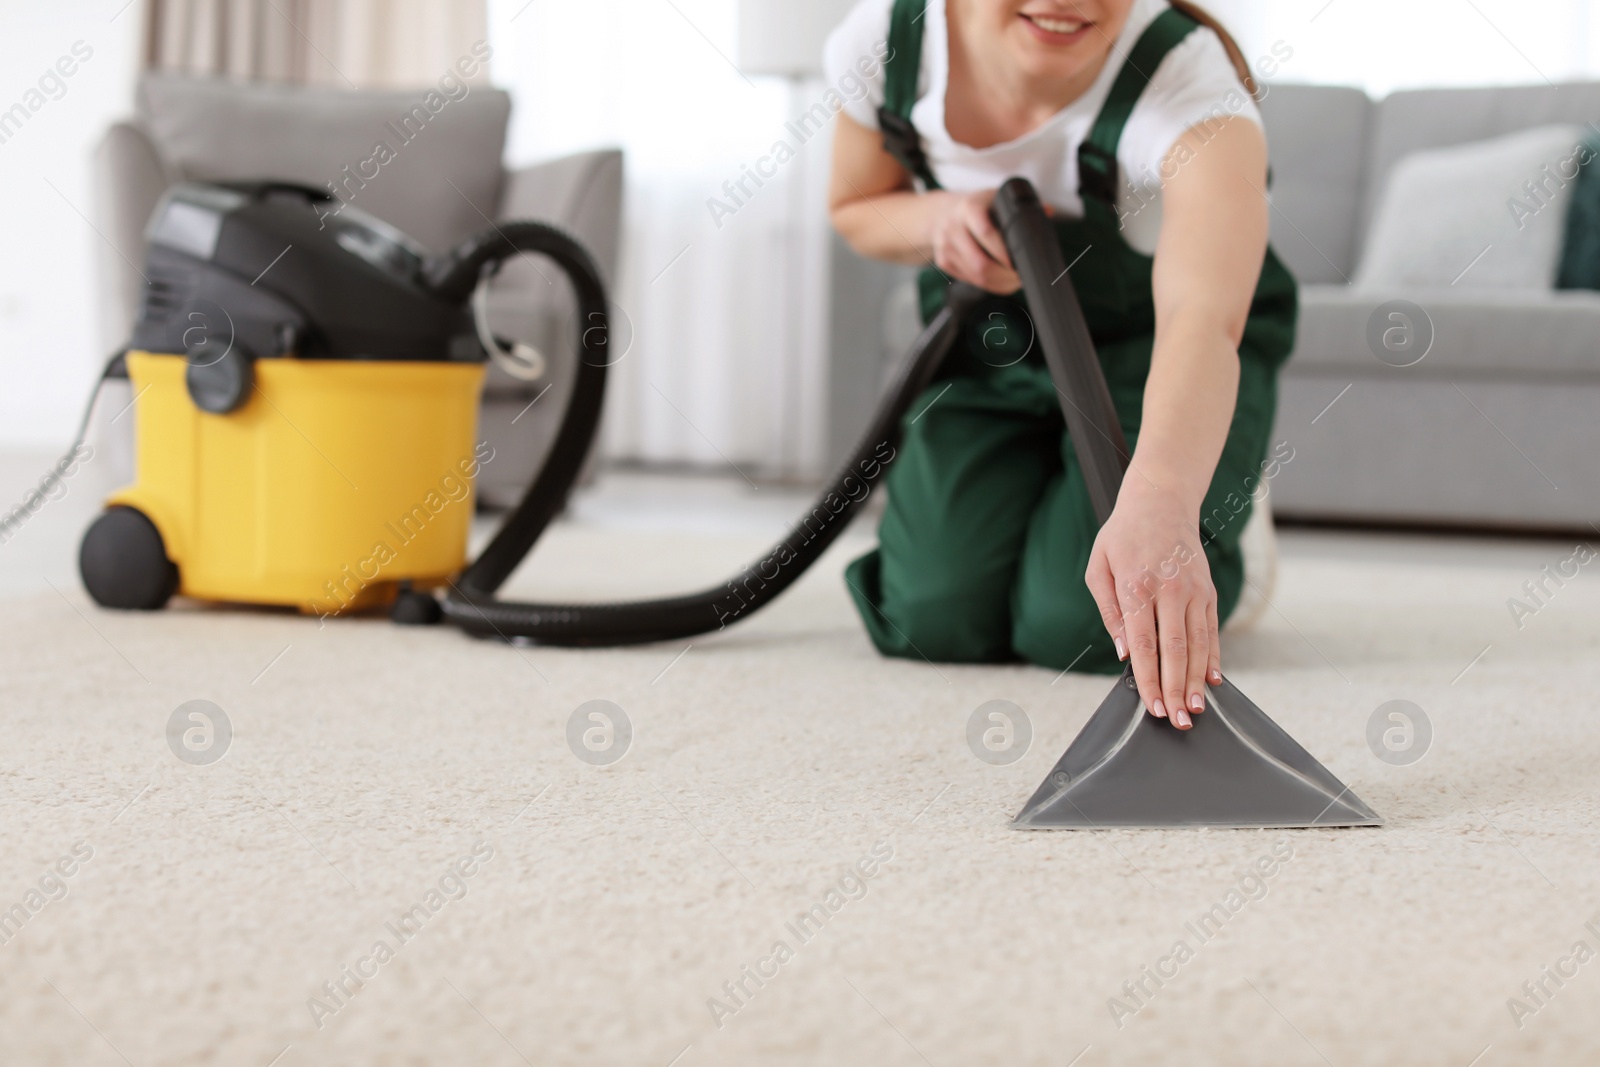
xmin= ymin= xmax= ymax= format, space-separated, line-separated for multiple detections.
xmin=1019 ymin=12 xmax=1092 ymax=44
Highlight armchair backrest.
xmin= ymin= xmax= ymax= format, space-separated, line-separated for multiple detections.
xmin=95 ymin=72 xmax=512 ymax=349
xmin=136 ymin=73 xmax=511 ymax=250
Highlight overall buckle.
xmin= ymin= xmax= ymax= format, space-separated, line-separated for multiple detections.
xmin=878 ymin=107 xmax=932 ymax=184
xmin=1077 ymin=142 xmax=1121 ymax=205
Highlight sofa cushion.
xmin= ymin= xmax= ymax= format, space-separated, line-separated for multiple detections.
xmin=136 ymin=73 xmax=509 ymax=253
xmin=1257 ymin=84 xmax=1373 ymax=285
xmin=1559 ymin=136 xmax=1600 ymax=290
xmin=1288 ymin=283 xmax=1600 ymax=377
xmin=1361 ymin=82 xmax=1600 ymax=245
xmin=1354 ymin=125 xmax=1585 ymax=291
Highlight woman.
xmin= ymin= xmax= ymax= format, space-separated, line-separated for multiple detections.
xmin=826 ymin=0 xmax=1296 ymax=729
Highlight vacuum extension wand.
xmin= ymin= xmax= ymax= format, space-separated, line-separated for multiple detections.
xmin=989 ymin=178 xmax=1128 ymax=525
xmin=430 ymin=220 xmax=987 ymax=646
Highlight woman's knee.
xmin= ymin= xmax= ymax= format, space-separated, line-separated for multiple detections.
xmin=848 ymin=549 xmax=1014 ymax=662
xmin=882 ymin=568 xmax=1018 ymax=662
xmin=1011 ymin=581 xmax=1121 ymax=674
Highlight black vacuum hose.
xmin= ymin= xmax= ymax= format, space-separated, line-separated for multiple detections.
xmin=428 ymin=219 xmax=985 ymax=645
xmin=427 ymin=220 xmax=614 ymax=595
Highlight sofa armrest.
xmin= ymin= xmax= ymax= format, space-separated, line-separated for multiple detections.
xmin=496 ymin=148 xmax=624 ymax=281
xmin=481 ymin=149 xmax=624 ymax=399
xmin=473 ymin=150 xmax=623 ymax=502
xmin=92 ymin=120 xmax=171 ymax=352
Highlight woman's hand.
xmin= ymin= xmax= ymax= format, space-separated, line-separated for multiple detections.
xmin=927 ymin=189 xmax=1022 ymax=293
xmin=828 ymin=118 xmax=1042 ymax=290
xmin=1077 ymin=116 xmax=1272 ymax=730
xmin=1084 ymin=483 xmax=1221 ymax=729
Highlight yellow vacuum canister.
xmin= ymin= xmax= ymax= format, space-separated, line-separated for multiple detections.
xmin=109 ymin=353 xmax=485 ymax=615
xmin=79 ymin=181 xmax=502 ymax=616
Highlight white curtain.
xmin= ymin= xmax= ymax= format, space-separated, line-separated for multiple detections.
xmin=144 ymin=0 xmax=488 ymax=87
xmin=487 ymin=0 xmax=834 ymax=480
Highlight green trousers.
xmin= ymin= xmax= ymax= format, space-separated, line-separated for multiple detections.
xmin=845 ymin=337 xmax=1282 ymax=674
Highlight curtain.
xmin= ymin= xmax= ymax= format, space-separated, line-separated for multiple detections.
xmin=143 ymin=0 xmax=488 ymax=88
xmin=488 ymin=0 xmax=834 ymax=480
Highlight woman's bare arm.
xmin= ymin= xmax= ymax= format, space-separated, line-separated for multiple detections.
xmin=1145 ymin=118 xmax=1268 ymax=509
xmin=1084 ymin=116 xmax=1270 ymax=728
xmin=828 ymin=112 xmax=1021 ymax=293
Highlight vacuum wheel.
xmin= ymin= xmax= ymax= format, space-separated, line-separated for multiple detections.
xmin=79 ymin=506 xmax=179 ymax=610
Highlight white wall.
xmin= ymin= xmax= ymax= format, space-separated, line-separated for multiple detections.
xmin=0 ymin=0 xmax=143 ymax=449
xmin=1207 ymin=0 xmax=1600 ymax=96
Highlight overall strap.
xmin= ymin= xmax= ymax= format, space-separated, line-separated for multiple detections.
xmin=878 ymin=0 xmax=941 ymax=189
xmin=1077 ymin=7 xmax=1200 ymax=206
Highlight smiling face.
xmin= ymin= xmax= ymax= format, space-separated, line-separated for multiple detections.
xmin=972 ymin=0 xmax=1139 ymax=82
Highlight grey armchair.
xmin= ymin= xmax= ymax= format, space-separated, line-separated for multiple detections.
xmin=92 ymin=72 xmax=622 ymax=507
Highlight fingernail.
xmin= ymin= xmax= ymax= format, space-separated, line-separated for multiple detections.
xmin=1151 ymin=698 xmax=1166 ymax=718
xmin=1189 ymin=693 xmax=1204 ymax=712
xmin=1174 ymin=708 xmax=1192 ymax=729
xmin=1209 ymin=668 xmax=1222 ymax=685
xmin=1114 ymin=637 xmax=1127 ymax=660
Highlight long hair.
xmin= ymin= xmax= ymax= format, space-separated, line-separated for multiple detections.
xmin=1169 ymin=0 xmax=1262 ymax=100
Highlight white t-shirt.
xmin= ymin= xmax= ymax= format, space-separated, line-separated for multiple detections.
xmin=823 ymin=0 xmax=1262 ymax=254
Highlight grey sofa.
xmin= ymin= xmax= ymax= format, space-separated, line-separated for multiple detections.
xmin=92 ymin=73 xmax=622 ymax=508
xmin=1259 ymin=82 xmax=1600 ymax=533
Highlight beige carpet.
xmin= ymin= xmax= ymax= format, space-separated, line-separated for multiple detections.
xmin=4 ymin=511 xmax=1600 ymax=1066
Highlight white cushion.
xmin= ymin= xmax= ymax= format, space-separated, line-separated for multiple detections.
xmin=1354 ymin=124 xmax=1587 ymax=291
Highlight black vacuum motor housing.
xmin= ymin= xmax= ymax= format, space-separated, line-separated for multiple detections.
xmin=133 ymin=182 xmax=486 ymax=379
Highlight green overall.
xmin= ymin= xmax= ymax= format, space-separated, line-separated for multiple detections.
xmin=845 ymin=2 xmax=1299 ymax=673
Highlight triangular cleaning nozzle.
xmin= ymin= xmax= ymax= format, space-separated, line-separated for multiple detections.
xmin=1012 ymin=667 xmax=1382 ymax=830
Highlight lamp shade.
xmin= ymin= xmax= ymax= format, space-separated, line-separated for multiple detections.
xmin=736 ymin=0 xmax=859 ymax=77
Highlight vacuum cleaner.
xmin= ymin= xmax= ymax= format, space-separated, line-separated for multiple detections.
xmin=77 ymin=178 xmax=983 ymax=641
xmin=77 ymin=176 xmax=1378 ymax=830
